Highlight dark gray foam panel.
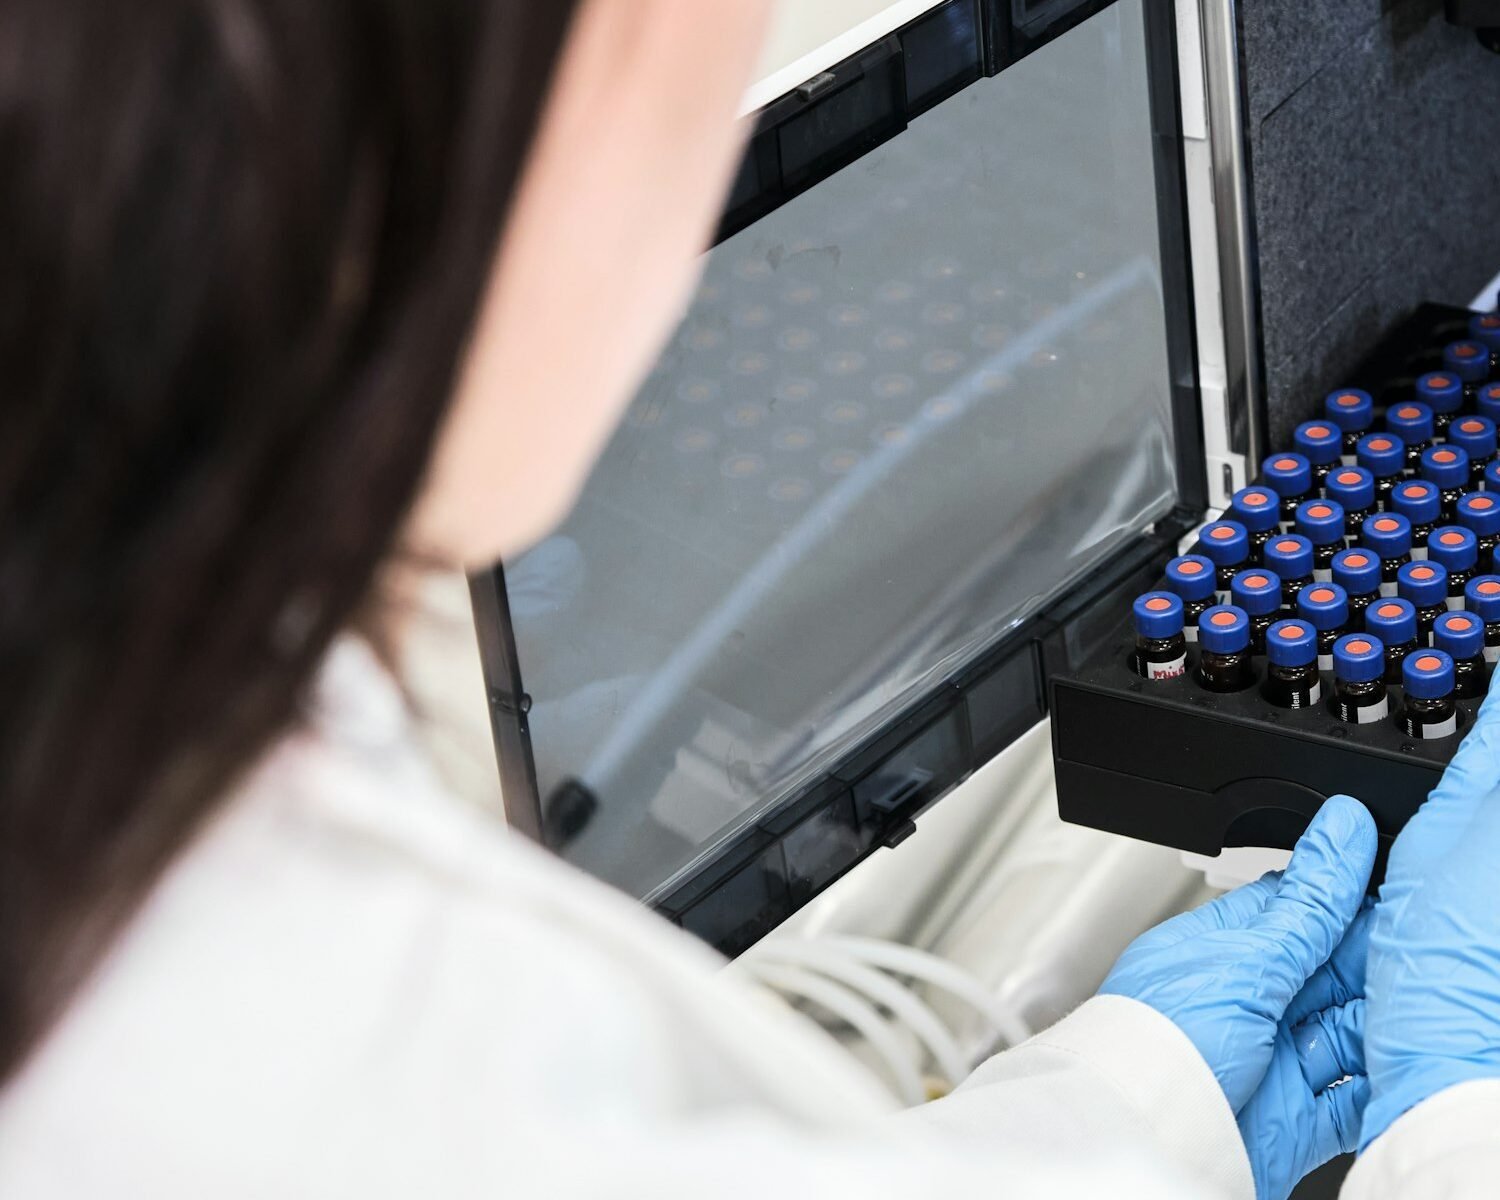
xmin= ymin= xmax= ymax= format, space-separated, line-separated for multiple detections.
xmin=1238 ymin=0 xmax=1500 ymax=449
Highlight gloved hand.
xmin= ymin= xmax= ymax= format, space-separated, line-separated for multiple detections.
xmin=1361 ymin=676 xmax=1500 ymax=1148
xmin=1101 ymin=796 xmax=1378 ymax=1200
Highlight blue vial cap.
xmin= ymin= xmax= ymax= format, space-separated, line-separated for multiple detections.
xmin=1421 ymin=444 xmax=1471 ymax=490
xmin=1464 ymin=574 xmax=1500 ymax=620
xmin=1197 ymin=520 xmax=1250 ymax=567
xmin=1479 ymin=382 xmax=1500 ymax=425
xmin=1261 ymin=453 xmax=1312 ymax=498
xmin=1133 ymin=591 xmax=1184 ymax=639
xmin=1365 ymin=597 xmax=1418 ymax=646
xmin=1231 ymin=568 xmax=1283 ymax=617
xmin=1387 ymin=401 xmax=1435 ymax=447
xmin=1333 ymin=633 xmax=1385 ymax=684
xmin=1264 ymin=534 xmax=1314 ymax=580
xmin=1297 ymin=582 xmax=1348 ymax=631
xmin=1403 ymin=648 xmax=1456 ymax=701
xmin=1324 ymin=388 xmax=1374 ymax=434
xmin=1428 ymin=525 xmax=1479 ymax=572
xmin=1293 ymin=421 xmax=1342 ymax=467
xmin=1469 ymin=311 xmax=1500 ymax=352
xmin=1229 ymin=487 xmax=1281 ymax=534
xmin=1325 ymin=466 xmax=1375 ymax=513
xmin=1331 ymin=547 xmax=1382 ymax=597
xmin=1435 ymin=610 xmax=1485 ymax=661
xmin=1165 ymin=554 xmax=1217 ymax=602
xmin=1416 ymin=371 xmax=1464 ymax=415
xmin=1443 ymin=340 xmax=1491 ymax=384
xmin=1396 ymin=560 xmax=1449 ymax=609
xmin=1199 ymin=605 xmax=1251 ymax=655
xmin=1266 ymin=619 xmax=1318 ymax=667
xmin=1357 ymin=433 xmax=1406 ymax=478
xmin=1449 ymin=415 xmax=1497 ymax=462
xmin=1295 ymin=499 xmax=1346 ymax=547
xmin=1457 ymin=491 xmax=1500 ymax=538
xmin=1390 ymin=479 xmax=1441 ymax=525
xmin=1361 ymin=512 xmax=1412 ymax=558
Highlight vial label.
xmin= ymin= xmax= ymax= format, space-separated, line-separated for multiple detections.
xmin=1403 ymin=712 xmax=1458 ymax=739
xmin=1411 ymin=547 xmax=1429 ymax=561
xmin=1318 ymin=653 xmax=1334 ymax=672
xmin=1313 ymin=568 xmax=1333 ymax=583
xmin=1446 ymin=596 xmax=1464 ymax=612
xmin=1184 ymin=626 xmax=1199 ymax=644
xmin=1147 ymin=654 xmax=1187 ymax=681
xmin=1487 ymin=644 xmax=1500 ymax=665
xmin=1277 ymin=679 xmax=1323 ymax=709
xmin=1338 ymin=695 xmax=1389 ymax=724
xmin=1379 ymin=582 xmax=1398 ymax=598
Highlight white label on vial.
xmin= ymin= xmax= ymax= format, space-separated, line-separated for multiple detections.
xmin=1380 ymin=582 xmax=1398 ymax=598
xmin=1319 ymin=653 xmax=1334 ymax=672
xmin=1447 ymin=596 xmax=1465 ymax=612
xmin=1216 ymin=590 xmax=1232 ymax=607
xmin=1418 ymin=713 xmax=1459 ymax=739
xmin=1411 ymin=547 xmax=1429 ymax=561
xmin=1486 ymin=644 xmax=1500 ymax=664
xmin=1314 ymin=568 xmax=1333 ymax=583
xmin=1353 ymin=696 xmax=1389 ymax=723
xmin=1185 ymin=625 xmax=1200 ymax=644
xmin=1308 ymin=679 xmax=1322 ymax=705
xmin=1341 ymin=454 xmax=1357 ymax=467
xmin=1147 ymin=655 xmax=1187 ymax=681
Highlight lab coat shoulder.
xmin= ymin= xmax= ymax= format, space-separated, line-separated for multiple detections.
xmin=0 ymin=639 xmax=1244 ymax=1199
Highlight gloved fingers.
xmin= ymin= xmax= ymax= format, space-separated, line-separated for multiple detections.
xmin=1149 ymin=871 xmax=1281 ymax=944
xmin=1311 ymin=1074 xmax=1369 ymax=1164
xmin=1283 ymin=906 xmax=1372 ymax=1029
xmin=1254 ymin=796 xmax=1377 ymax=1003
xmin=1293 ymin=999 xmax=1365 ymax=1093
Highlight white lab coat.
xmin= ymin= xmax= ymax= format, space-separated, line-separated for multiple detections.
xmin=0 ymin=638 xmax=1490 ymax=1197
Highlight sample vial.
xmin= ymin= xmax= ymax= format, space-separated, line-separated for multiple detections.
xmin=1415 ymin=372 xmax=1464 ymax=438
xmin=1386 ymin=402 xmax=1435 ymax=474
xmin=1293 ymin=422 xmax=1343 ymax=491
xmin=1228 ymin=487 xmax=1281 ymax=563
xmin=1456 ymin=492 xmax=1500 ymax=571
xmin=1399 ymin=650 xmax=1460 ymax=740
xmin=1324 ymin=388 xmax=1374 ymax=464
xmin=1261 ymin=453 xmax=1315 ymax=529
xmin=1419 ymin=445 xmax=1471 ymax=521
xmin=1332 ymin=634 xmax=1388 ymax=725
xmin=1359 ymin=512 xmax=1412 ymax=597
xmin=1433 ymin=610 xmax=1488 ymax=699
xmin=1395 ymin=560 xmax=1449 ymax=646
xmin=1263 ymin=534 xmax=1315 ymax=612
xmin=1331 ymin=547 xmax=1382 ymax=629
xmin=1324 ymin=466 xmax=1376 ymax=538
xmin=1448 ymin=415 xmax=1497 ymax=489
xmin=1389 ymin=479 xmax=1440 ymax=559
xmin=1165 ymin=555 xmax=1217 ymax=643
xmin=1427 ymin=525 xmax=1479 ymax=608
xmin=1197 ymin=521 xmax=1251 ymax=602
xmin=1132 ymin=592 xmax=1188 ymax=681
xmin=1297 ymin=583 xmax=1349 ymax=670
xmin=1263 ymin=620 xmax=1323 ymax=709
xmin=1295 ymin=499 xmax=1346 ymax=580
xmin=1443 ymin=340 xmax=1492 ymax=406
xmin=1196 ymin=605 xmax=1256 ymax=693
xmin=1357 ymin=433 xmax=1406 ymax=510
xmin=1232 ymin=569 xmax=1284 ymax=654
xmin=1365 ymin=598 xmax=1420 ymax=685
xmin=1480 ymin=381 xmax=1500 ymax=429
xmin=1469 ymin=312 xmax=1500 ymax=371
xmin=1463 ymin=575 xmax=1500 ymax=664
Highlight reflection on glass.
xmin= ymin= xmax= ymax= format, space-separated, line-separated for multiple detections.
xmin=508 ymin=0 xmax=1178 ymax=898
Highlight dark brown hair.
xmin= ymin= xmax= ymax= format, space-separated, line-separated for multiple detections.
xmin=0 ymin=0 xmax=581 ymax=1080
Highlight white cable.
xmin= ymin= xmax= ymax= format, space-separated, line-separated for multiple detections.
xmin=749 ymin=941 xmax=970 ymax=1086
xmin=817 ymin=936 xmax=1034 ymax=1049
xmin=744 ymin=961 xmax=927 ymax=1107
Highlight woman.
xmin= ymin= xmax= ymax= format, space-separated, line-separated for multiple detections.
xmin=1 ymin=3 xmax=1498 ymax=1197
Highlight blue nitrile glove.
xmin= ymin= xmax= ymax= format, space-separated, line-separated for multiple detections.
xmin=1101 ymin=796 xmax=1378 ymax=1200
xmin=1361 ymin=675 xmax=1500 ymax=1148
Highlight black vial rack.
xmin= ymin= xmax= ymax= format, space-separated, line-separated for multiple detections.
xmin=1052 ymin=304 xmax=1487 ymax=865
